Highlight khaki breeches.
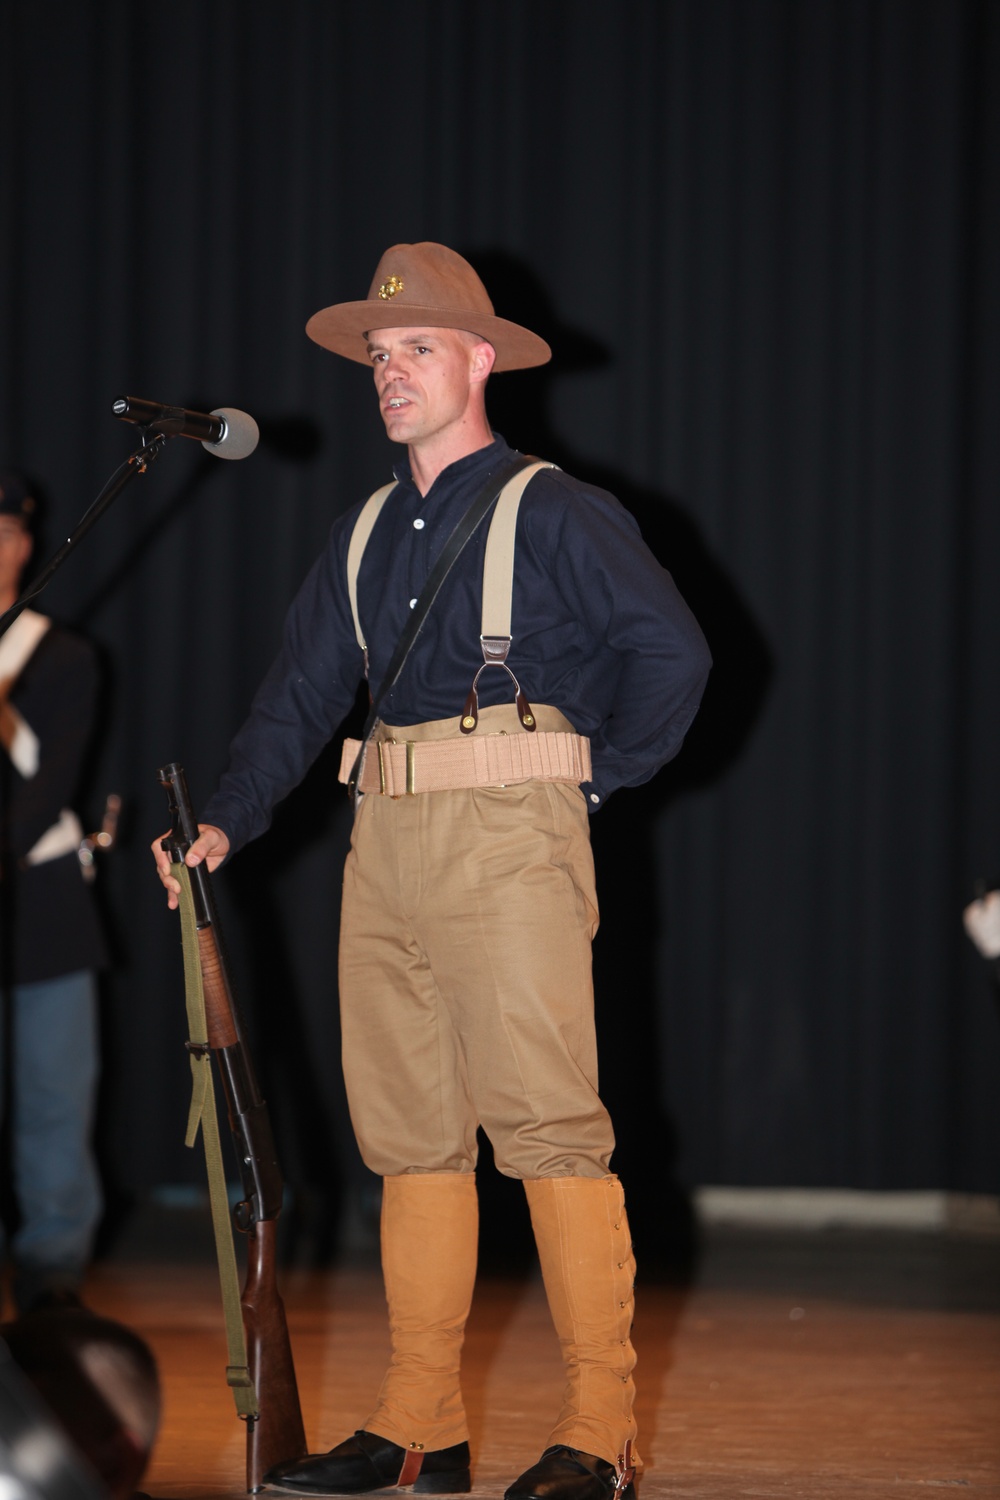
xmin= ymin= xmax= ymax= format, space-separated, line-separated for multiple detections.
xmin=338 ymin=704 xmax=616 ymax=1179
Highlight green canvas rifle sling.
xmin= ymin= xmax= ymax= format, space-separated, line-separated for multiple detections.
xmin=173 ymin=859 xmax=259 ymax=1423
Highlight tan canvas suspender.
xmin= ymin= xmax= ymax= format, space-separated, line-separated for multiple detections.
xmin=462 ymin=460 xmax=556 ymax=731
xmin=346 ymin=481 xmax=396 ymax=671
xmin=346 ymin=461 xmax=556 ymax=682
xmin=479 ymin=461 xmax=555 ymax=638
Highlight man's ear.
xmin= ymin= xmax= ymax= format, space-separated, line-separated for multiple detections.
xmin=469 ymin=340 xmax=496 ymax=386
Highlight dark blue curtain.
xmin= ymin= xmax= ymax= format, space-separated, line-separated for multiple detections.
xmin=1 ymin=1 xmax=997 ymax=1233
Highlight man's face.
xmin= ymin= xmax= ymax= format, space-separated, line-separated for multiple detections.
xmin=367 ymin=326 xmax=493 ymax=448
xmin=0 ymin=516 xmax=32 ymax=597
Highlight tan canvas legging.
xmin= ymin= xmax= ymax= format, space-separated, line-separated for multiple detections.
xmin=338 ymin=704 xmax=616 ymax=1179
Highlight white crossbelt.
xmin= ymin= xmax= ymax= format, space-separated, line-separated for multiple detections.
xmin=0 ymin=610 xmax=51 ymax=777
xmin=339 ymin=729 xmax=592 ymax=797
xmin=25 ymin=807 xmax=84 ymax=866
xmin=0 ymin=609 xmax=85 ymax=865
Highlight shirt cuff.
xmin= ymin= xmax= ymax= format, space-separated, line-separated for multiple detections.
xmin=581 ymin=780 xmax=605 ymax=812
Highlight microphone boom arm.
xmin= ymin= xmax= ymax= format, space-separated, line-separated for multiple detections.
xmin=0 ymin=431 xmax=171 ymax=640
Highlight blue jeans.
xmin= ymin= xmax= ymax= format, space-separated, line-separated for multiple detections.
xmin=1 ymin=970 xmax=102 ymax=1300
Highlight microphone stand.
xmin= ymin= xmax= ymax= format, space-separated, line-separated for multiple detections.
xmin=0 ymin=427 xmax=176 ymax=640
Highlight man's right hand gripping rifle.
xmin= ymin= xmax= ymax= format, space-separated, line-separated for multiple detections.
xmin=152 ymin=820 xmax=230 ymax=908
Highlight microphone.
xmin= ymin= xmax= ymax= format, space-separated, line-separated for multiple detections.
xmin=112 ymin=395 xmax=260 ymax=460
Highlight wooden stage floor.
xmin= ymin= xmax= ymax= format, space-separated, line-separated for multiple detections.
xmin=74 ymin=1207 xmax=1000 ymax=1500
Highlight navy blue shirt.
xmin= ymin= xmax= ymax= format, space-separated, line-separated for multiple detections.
xmin=204 ymin=436 xmax=711 ymax=852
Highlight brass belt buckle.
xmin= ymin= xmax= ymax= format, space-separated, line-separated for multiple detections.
xmin=376 ymin=739 xmax=415 ymax=797
xmin=377 ymin=738 xmax=396 ymax=796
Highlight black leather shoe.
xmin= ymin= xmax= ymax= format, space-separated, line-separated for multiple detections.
xmin=266 ymin=1430 xmax=472 ymax=1494
xmin=503 ymin=1447 xmax=635 ymax=1500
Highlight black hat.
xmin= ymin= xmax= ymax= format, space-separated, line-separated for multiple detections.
xmin=0 ymin=472 xmax=37 ymax=529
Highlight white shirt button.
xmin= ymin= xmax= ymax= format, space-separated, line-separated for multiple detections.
xmin=409 ymin=598 xmax=417 ymax=609
xmin=413 ymin=518 xmax=425 ymax=530
xmin=590 ymin=793 xmax=600 ymax=804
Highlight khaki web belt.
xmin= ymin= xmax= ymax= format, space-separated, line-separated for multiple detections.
xmin=337 ymin=726 xmax=591 ymax=797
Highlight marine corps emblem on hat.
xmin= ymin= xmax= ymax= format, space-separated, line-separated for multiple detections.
xmin=306 ymin=242 xmax=552 ymax=373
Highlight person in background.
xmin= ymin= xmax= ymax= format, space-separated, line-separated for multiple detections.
xmin=0 ymin=472 xmax=107 ymax=1314
xmin=963 ymin=887 xmax=1000 ymax=966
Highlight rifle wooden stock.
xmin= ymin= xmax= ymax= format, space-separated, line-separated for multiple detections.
xmin=198 ymin=927 xmax=240 ymax=1049
xmin=158 ymin=762 xmax=306 ymax=1492
xmin=244 ymin=1219 xmax=307 ymax=1487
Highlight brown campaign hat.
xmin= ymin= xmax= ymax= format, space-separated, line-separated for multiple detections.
xmin=306 ymin=242 xmax=552 ymax=373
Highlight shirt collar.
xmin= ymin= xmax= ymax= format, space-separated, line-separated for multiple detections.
xmin=391 ymin=434 xmax=515 ymax=495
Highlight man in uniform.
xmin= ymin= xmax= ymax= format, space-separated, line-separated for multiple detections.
xmin=0 ymin=472 xmax=106 ymax=1314
xmin=152 ymin=244 xmax=711 ymax=1500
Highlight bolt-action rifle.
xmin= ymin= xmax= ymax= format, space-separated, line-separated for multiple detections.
xmin=159 ymin=761 xmax=306 ymax=1492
